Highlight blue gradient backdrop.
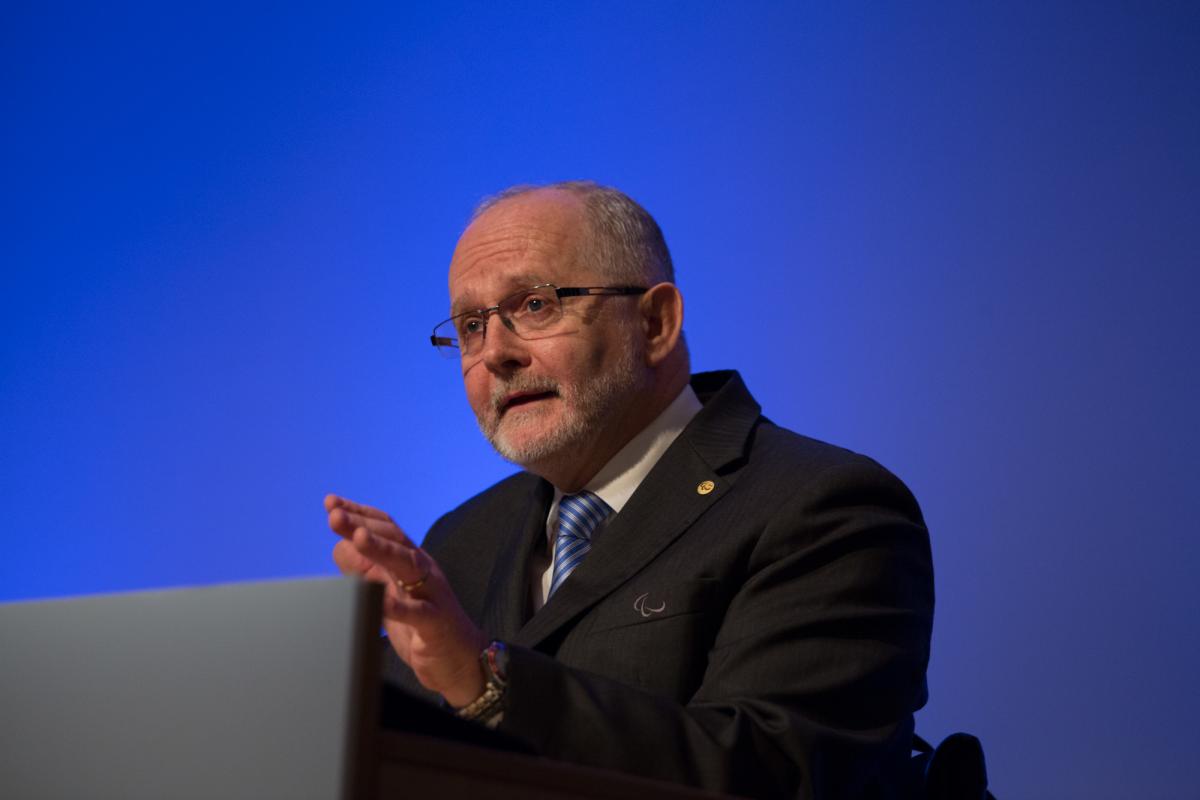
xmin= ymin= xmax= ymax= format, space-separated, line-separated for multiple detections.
xmin=3 ymin=3 xmax=1197 ymax=797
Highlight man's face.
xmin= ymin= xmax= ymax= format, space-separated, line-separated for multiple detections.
xmin=447 ymin=190 xmax=647 ymax=472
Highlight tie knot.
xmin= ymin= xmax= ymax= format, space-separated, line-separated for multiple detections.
xmin=557 ymin=491 xmax=611 ymax=544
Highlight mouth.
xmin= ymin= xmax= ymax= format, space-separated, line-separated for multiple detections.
xmin=500 ymin=390 xmax=558 ymax=414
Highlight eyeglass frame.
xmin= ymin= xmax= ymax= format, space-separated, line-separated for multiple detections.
xmin=430 ymin=283 xmax=649 ymax=358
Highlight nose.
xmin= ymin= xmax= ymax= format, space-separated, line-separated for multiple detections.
xmin=474 ymin=312 xmax=531 ymax=375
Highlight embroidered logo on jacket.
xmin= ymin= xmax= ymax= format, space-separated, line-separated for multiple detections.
xmin=633 ymin=592 xmax=667 ymax=617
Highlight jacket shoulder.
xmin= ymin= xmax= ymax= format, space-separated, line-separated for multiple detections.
xmin=738 ymin=419 xmax=925 ymax=520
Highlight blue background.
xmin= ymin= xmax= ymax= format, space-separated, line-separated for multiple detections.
xmin=3 ymin=3 xmax=1197 ymax=797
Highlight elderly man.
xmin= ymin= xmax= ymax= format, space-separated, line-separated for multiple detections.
xmin=325 ymin=181 xmax=934 ymax=799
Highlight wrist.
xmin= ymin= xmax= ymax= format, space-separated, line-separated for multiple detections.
xmin=454 ymin=640 xmax=508 ymax=722
xmin=441 ymin=632 xmax=491 ymax=708
xmin=443 ymin=673 xmax=487 ymax=710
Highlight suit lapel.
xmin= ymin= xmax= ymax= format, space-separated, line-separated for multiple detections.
xmin=513 ymin=371 xmax=761 ymax=649
xmin=480 ymin=478 xmax=553 ymax=640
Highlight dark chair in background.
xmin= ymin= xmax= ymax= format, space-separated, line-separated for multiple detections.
xmin=909 ymin=732 xmax=996 ymax=800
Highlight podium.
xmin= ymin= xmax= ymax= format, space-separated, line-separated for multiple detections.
xmin=0 ymin=578 xmax=727 ymax=799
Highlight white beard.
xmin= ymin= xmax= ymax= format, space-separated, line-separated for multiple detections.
xmin=475 ymin=338 xmax=645 ymax=468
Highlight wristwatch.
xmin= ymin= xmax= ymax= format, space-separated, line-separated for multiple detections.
xmin=455 ymin=640 xmax=508 ymax=722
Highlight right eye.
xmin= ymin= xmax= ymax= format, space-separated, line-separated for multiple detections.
xmin=457 ymin=316 xmax=485 ymax=337
xmin=515 ymin=291 xmax=557 ymax=319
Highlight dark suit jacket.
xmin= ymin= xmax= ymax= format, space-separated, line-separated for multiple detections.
xmin=386 ymin=370 xmax=935 ymax=799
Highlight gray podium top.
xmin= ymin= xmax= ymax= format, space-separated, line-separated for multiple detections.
xmin=0 ymin=577 xmax=381 ymax=800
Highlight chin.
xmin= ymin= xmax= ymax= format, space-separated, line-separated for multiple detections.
xmin=491 ymin=411 xmax=588 ymax=469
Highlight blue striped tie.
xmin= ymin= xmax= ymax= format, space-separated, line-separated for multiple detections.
xmin=548 ymin=491 xmax=612 ymax=599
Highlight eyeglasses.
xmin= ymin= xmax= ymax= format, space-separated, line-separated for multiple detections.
xmin=431 ymin=283 xmax=648 ymax=359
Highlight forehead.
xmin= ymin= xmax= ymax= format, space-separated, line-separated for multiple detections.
xmin=448 ymin=191 xmax=596 ymax=311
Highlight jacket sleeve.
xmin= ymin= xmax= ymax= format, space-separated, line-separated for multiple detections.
xmin=493 ymin=458 xmax=935 ymax=800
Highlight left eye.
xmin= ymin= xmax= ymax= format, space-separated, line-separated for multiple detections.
xmin=525 ymin=297 xmax=546 ymax=313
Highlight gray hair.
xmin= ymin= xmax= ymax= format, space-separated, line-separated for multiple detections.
xmin=471 ymin=180 xmax=675 ymax=286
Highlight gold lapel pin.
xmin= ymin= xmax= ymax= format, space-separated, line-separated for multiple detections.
xmin=697 ymin=480 xmax=715 ymax=495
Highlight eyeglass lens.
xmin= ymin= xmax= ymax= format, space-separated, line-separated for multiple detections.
xmin=436 ymin=286 xmax=565 ymax=356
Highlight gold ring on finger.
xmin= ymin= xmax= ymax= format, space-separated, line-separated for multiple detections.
xmin=399 ymin=568 xmax=430 ymax=593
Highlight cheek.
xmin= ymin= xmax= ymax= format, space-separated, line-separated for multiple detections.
xmin=543 ymin=355 xmax=589 ymax=394
xmin=539 ymin=334 xmax=606 ymax=379
xmin=463 ymin=366 xmax=491 ymax=416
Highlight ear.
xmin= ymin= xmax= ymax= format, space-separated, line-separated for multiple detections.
xmin=638 ymin=283 xmax=684 ymax=367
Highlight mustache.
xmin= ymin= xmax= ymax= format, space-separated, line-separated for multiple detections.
xmin=490 ymin=374 xmax=561 ymax=413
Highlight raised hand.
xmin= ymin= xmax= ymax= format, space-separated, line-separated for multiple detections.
xmin=325 ymin=494 xmax=488 ymax=707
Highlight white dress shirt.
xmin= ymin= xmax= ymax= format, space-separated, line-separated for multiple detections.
xmin=530 ymin=384 xmax=703 ymax=611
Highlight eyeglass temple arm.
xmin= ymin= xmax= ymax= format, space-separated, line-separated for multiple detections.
xmin=556 ymin=286 xmax=648 ymax=298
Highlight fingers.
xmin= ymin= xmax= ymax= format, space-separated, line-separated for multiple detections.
xmin=326 ymin=497 xmax=413 ymax=546
xmin=332 ymin=539 xmax=387 ymax=581
xmin=328 ymin=506 xmax=411 ymax=542
xmin=326 ymin=494 xmax=426 ymax=588
xmin=349 ymin=526 xmax=428 ymax=587
xmin=325 ymin=494 xmax=394 ymax=521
